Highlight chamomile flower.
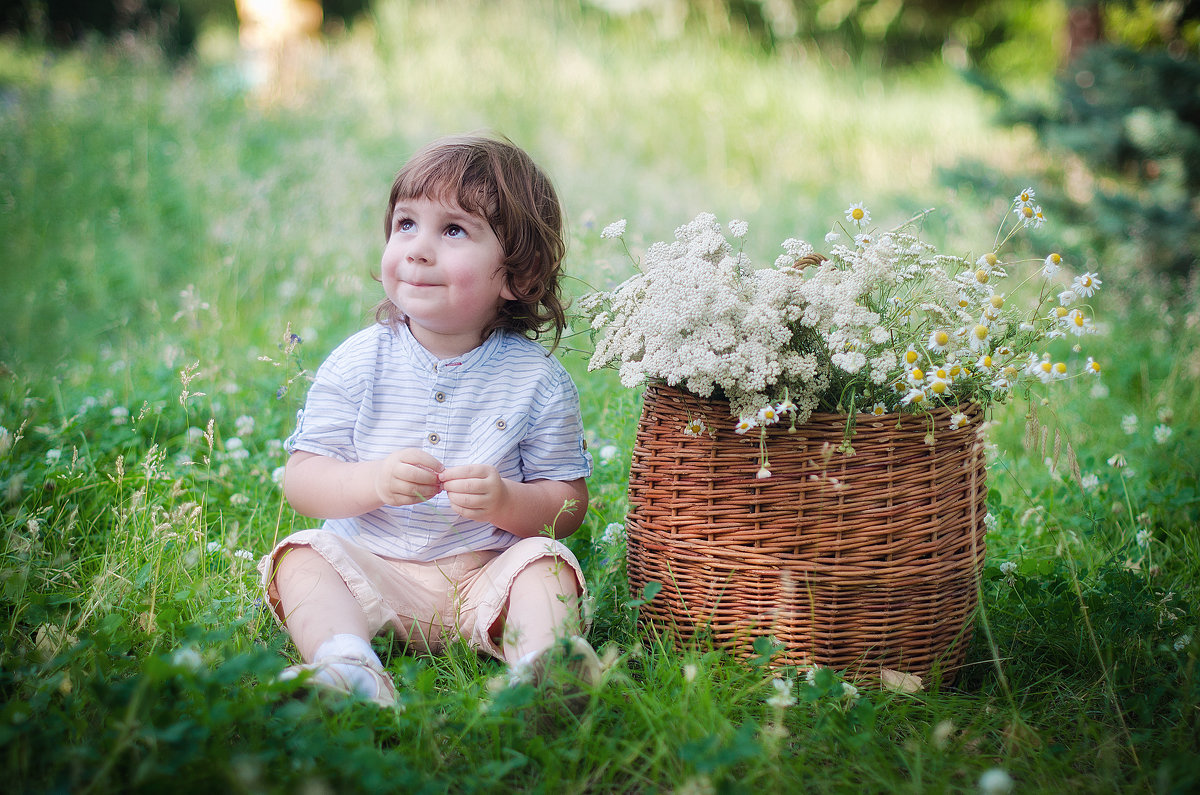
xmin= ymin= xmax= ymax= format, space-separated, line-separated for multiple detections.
xmin=927 ymin=329 xmax=951 ymax=353
xmin=1064 ymin=308 xmax=1091 ymax=336
xmin=928 ymin=367 xmax=952 ymax=395
xmin=1031 ymin=205 xmax=1046 ymax=227
xmin=756 ymin=466 xmax=772 ymax=479
xmin=734 ymin=417 xmax=757 ymax=434
xmin=1042 ymin=252 xmax=1063 ymax=277
xmin=949 ymin=411 xmax=969 ymax=429
xmin=776 ymin=398 xmax=798 ymax=415
xmin=845 ymin=202 xmax=871 ymax=228
xmin=600 ymin=219 xmax=627 ymax=239
xmin=757 ymin=405 xmax=781 ymax=425
xmin=869 ymin=401 xmax=888 ymax=416
xmin=975 ymin=353 xmax=994 ymax=372
xmin=901 ymin=387 xmax=928 ymax=406
xmin=906 ymin=366 xmax=926 ymax=386
xmin=969 ymin=322 xmax=992 ymax=351
xmin=1058 ymin=289 xmax=1078 ymax=306
xmin=1014 ymin=202 xmax=1037 ymax=226
xmin=1014 ymin=187 xmax=1036 ymax=208
xmin=1084 ymin=357 xmax=1101 ymax=375
xmin=1072 ymin=271 xmax=1101 ymax=297
xmin=903 ymin=346 xmax=919 ymax=366
xmin=854 ymin=232 xmax=874 ymax=248
xmin=682 ymin=418 xmax=707 ymax=437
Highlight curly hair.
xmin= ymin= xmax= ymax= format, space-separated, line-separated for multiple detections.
xmin=374 ymin=133 xmax=568 ymax=348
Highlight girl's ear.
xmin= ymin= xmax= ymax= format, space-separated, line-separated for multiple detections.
xmin=500 ymin=278 xmax=519 ymax=302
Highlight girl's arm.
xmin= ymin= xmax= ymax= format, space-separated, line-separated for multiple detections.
xmin=283 ymin=448 xmax=446 ymax=519
xmin=438 ymin=467 xmax=588 ymax=539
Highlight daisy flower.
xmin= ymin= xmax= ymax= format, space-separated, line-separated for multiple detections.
xmin=1072 ymin=271 xmax=1101 ymax=297
xmin=927 ymin=329 xmax=951 ymax=353
xmin=1042 ymin=252 xmax=1063 ymax=277
xmin=734 ymin=417 xmax=757 ymax=434
xmin=757 ymin=405 xmax=781 ymax=425
xmin=969 ymin=323 xmax=992 ymax=351
xmin=845 ymin=202 xmax=871 ymax=228
xmin=682 ymin=418 xmax=707 ymax=436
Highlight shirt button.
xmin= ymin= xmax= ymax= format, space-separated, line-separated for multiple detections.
xmin=495 ymin=419 xmax=507 ymax=430
xmin=427 ymin=433 xmax=440 ymax=445
xmin=434 ymin=391 xmax=447 ymax=403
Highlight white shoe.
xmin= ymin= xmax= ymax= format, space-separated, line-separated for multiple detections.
xmin=279 ymin=654 xmax=398 ymax=708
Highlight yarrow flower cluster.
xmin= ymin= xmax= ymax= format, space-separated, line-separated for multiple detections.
xmin=582 ymin=194 xmax=1104 ymax=470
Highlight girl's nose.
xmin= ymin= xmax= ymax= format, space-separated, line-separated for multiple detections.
xmin=406 ymin=231 xmax=434 ymax=263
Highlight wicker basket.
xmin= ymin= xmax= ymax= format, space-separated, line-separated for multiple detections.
xmin=626 ymin=383 xmax=988 ymax=684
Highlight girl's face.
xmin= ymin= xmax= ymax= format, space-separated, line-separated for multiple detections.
xmin=382 ymin=194 xmax=514 ymax=358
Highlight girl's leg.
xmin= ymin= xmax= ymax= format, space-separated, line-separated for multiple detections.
xmin=272 ymin=544 xmax=370 ymax=661
xmin=500 ymin=555 xmax=582 ymax=662
xmin=270 ymin=544 xmax=394 ymax=705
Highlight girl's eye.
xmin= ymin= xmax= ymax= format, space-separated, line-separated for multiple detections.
xmin=394 ymin=217 xmax=415 ymax=233
xmin=445 ymin=224 xmax=466 ymax=238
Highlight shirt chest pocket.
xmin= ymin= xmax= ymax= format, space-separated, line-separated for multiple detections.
xmin=467 ymin=413 xmax=528 ymax=478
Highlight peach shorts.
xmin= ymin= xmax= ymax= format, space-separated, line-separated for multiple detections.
xmin=257 ymin=529 xmax=588 ymax=660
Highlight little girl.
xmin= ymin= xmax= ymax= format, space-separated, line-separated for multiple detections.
xmin=258 ymin=133 xmax=598 ymax=707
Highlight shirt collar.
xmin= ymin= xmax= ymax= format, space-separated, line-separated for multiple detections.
xmin=391 ymin=322 xmax=508 ymax=371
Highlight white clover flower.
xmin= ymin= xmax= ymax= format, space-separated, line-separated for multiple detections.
xmin=1157 ymin=406 xmax=1174 ymax=423
xmin=172 ymin=646 xmax=204 ymax=672
xmin=1153 ymin=424 xmax=1173 ymax=444
xmin=235 ymin=415 xmax=256 ymax=437
xmin=979 ymin=767 xmax=1015 ymax=795
xmin=840 ymin=682 xmax=860 ymax=704
xmin=230 ymin=493 xmax=250 ymax=506
xmin=683 ymin=663 xmax=699 ymax=682
xmin=271 ymin=465 xmax=286 ymax=485
xmin=1121 ymin=414 xmax=1138 ymax=435
xmin=1108 ymin=452 xmax=1127 ymax=468
xmin=1081 ymin=473 xmax=1100 ymax=492
xmin=767 ymin=678 xmax=796 ymax=709
xmin=999 ymin=560 xmax=1017 ymax=576
xmin=728 ymin=219 xmax=749 ymax=238
xmin=845 ymin=202 xmax=871 ymax=228
xmin=110 ymin=406 xmax=130 ymax=424
xmin=206 ymin=540 xmax=222 ymax=553
xmin=45 ymin=448 xmax=62 ymax=466
xmin=598 ymin=444 xmax=620 ymax=464
xmin=1072 ymin=271 xmax=1101 ymax=297
xmin=601 ymin=521 xmax=626 ymax=545
xmin=1136 ymin=528 xmax=1152 ymax=548
xmin=1174 ymin=633 xmax=1193 ymax=652
xmin=233 ymin=549 xmax=255 ymax=562
xmin=186 ymin=426 xmax=205 ymax=442
xmin=600 ymin=219 xmax=627 ymax=239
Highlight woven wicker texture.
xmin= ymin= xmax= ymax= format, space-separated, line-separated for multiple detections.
xmin=626 ymin=383 xmax=988 ymax=684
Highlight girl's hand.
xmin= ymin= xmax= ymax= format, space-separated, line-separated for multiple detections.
xmin=438 ymin=464 xmax=511 ymax=521
xmin=374 ymin=449 xmax=445 ymax=506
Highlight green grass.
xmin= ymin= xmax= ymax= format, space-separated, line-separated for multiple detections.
xmin=1 ymin=1 xmax=1197 ymax=792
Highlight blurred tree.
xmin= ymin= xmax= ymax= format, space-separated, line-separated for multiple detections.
xmin=980 ymin=1 xmax=1200 ymax=280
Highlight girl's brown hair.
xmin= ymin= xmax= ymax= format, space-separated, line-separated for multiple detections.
xmin=374 ymin=133 xmax=568 ymax=348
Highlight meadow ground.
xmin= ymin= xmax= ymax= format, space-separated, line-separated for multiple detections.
xmin=1 ymin=2 xmax=1197 ymax=792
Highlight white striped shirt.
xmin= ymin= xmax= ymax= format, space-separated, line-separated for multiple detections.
xmin=285 ymin=322 xmax=592 ymax=561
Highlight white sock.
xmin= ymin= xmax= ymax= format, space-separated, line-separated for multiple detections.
xmin=310 ymin=634 xmax=384 ymax=695
xmin=313 ymin=633 xmax=381 ymax=668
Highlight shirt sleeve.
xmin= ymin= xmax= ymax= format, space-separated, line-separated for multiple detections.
xmin=283 ymin=346 xmax=362 ymax=463
xmin=519 ymin=362 xmax=593 ymax=482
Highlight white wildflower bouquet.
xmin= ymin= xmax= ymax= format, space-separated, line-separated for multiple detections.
xmin=581 ymin=190 xmax=1102 ymax=447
